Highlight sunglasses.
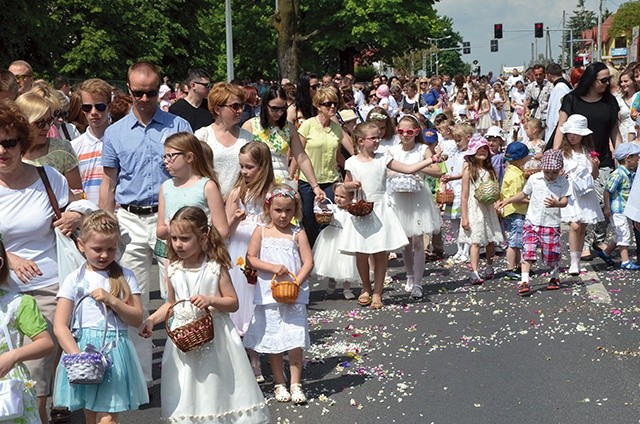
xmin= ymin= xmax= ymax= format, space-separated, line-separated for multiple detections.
xmin=34 ymin=117 xmax=54 ymax=129
xmin=81 ymin=103 xmax=108 ymax=113
xmin=268 ymin=104 xmax=288 ymax=113
xmin=14 ymin=74 xmax=31 ymax=82
xmin=162 ymin=152 xmax=184 ymax=162
xmin=369 ymin=94 xmax=377 ymax=98
xmin=319 ymin=101 xmax=338 ymax=108
xmin=0 ymin=138 xmax=19 ymax=149
xmin=130 ymin=89 xmax=159 ymax=99
xmin=193 ymin=81 xmax=212 ymax=90
xmin=310 ymin=83 xmax=322 ymax=90
xmin=54 ymin=110 xmax=69 ymax=120
xmin=598 ymin=76 xmax=611 ymax=84
xmin=397 ymin=128 xmax=421 ymax=136
xmin=420 ymin=81 xmax=428 ymax=85
xmin=222 ymin=103 xmax=245 ymax=112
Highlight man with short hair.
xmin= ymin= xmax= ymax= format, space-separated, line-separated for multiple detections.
xmin=372 ymin=75 xmax=382 ymax=89
xmin=0 ymin=70 xmax=18 ymax=101
xmin=322 ymin=74 xmax=333 ymax=86
xmin=544 ymin=63 xmax=573 ymax=145
xmin=100 ymin=61 xmax=192 ymax=389
xmin=168 ymin=68 xmax=213 ymax=131
xmin=442 ymin=73 xmax=454 ymax=97
xmin=524 ymin=64 xmax=552 ymax=126
xmin=54 ymin=76 xmax=71 ymax=97
xmin=8 ymin=60 xmax=33 ymax=96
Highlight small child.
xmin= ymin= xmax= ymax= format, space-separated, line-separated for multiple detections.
xmin=601 ymin=142 xmax=640 ymax=269
xmin=496 ymin=142 xmax=530 ymax=280
xmin=499 ymin=150 xmax=570 ymax=295
xmin=0 ymin=239 xmax=54 ymax=424
xmin=313 ymin=183 xmax=358 ymax=299
xmin=485 ymin=125 xmax=506 ymax=187
xmin=523 ymin=117 xmax=545 ymax=174
xmin=423 ymin=128 xmax=446 ymax=260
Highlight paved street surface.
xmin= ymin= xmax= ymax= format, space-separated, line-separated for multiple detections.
xmin=61 ymin=235 xmax=640 ymax=423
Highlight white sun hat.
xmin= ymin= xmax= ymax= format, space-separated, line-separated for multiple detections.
xmin=560 ymin=114 xmax=592 ymax=136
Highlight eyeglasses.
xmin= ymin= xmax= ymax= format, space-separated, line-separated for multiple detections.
xmin=369 ymin=94 xmax=377 ymax=98
xmin=598 ymin=76 xmax=611 ymax=84
xmin=363 ymin=136 xmax=381 ymax=142
xmin=268 ymin=104 xmax=288 ymax=113
xmin=193 ymin=81 xmax=212 ymax=90
xmin=420 ymin=81 xmax=427 ymax=85
xmin=319 ymin=101 xmax=338 ymax=108
xmin=14 ymin=74 xmax=31 ymax=82
xmin=162 ymin=152 xmax=184 ymax=162
xmin=130 ymin=89 xmax=159 ymax=99
xmin=54 ymin=110 xmax=69 ymax=120
xmin=397 ymin=128 xmax=421 ymax=136
xmin=222 ymin=103 xmax=245 ymax=112
xmin=0 ymin=138 xmax=20 ymax=149
xmin=33 ymin=117 xmax=54 ymax=129
xmin=81 ymin=103 xmax=108 ymax=113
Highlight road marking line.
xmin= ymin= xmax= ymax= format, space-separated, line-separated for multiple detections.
xmin=582 ymin=271 xmax=612 ymax=304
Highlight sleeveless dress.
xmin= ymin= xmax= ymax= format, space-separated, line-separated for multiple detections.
xmin=248 ymin=117 xmax=296 ymax=189
xmin=338 ymin=154 xmax=409 ymax=254
xmin=162 ymin=260 xmax=269 ymax=423
xmin=228 ymin=197 xmax=264 ymax=336
xmin=458 ymin=169 xmax=504 ymax=246
xmin=388 ymin=144 xmax=442 ymax=237
xmin=243 ymin=227 xmax=310 ymax=353
xmin=561 ymin=150 xmax=604 ymax=224
xmin=312 ymin=208 xmax=358 ymax=282
xmin=0 ymin=291 xmax=44 ymax=424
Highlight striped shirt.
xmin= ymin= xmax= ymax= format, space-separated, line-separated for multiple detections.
xmin=71 ymin=129 xmax=103 ymax=205
xmin=606 ymin=165 xmax=634 ymax=214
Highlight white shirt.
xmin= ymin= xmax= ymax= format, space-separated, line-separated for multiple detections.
xmin=545 ymin=80 xmax=573 ymax=144
xmin=522 ymin=173 xmax=570 ymax=227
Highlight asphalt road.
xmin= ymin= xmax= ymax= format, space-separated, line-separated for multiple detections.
xmin=59 ymin=233 xmax=640 ymax=424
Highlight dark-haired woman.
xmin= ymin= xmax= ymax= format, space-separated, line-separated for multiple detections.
xmin=288 ymin=72 xmax=319 ymax=128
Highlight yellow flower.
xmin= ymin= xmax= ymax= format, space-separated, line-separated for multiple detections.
xmin=236 ymin=257 xmax=245 ymax=267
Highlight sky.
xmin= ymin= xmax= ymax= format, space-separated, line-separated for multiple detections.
xmin=433 ymin=0 xmax=618 ymax=75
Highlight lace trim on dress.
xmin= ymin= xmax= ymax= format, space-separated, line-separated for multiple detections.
xmin=163 ymin=400 xmax=269 ymax=423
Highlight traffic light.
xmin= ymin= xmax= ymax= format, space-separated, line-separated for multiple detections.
xmin=463 ymin=42 xmax=471 ymax=55
xmin=490 ymin=39 xmax=498 ymax=52
xmin=494 ymin=24 xmax=503 ymax=39
xmin=534 ymin=22 xmax=543 ymax=38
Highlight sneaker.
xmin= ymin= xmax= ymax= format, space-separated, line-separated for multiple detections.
xmin=326 ymin=279 xmax=337 ymax=295
xmin=388 ymin=252 xmax=398 ymax=260
xmin=547 ymin=278 xmax=560 ymax=290
xmin=621 ymin=261 xmax=640 ymax=270
xmin=505 ymin=270 xmax=521 ymax=280
xmin=456 ymin=254 xmax=469 ymax=264
xmin=469 ymin=271 xmax=484 ymax=285
xmin=517 ymin=282 xmax=531 ymax=296
xmin=404 ymin=276 xmax=414 ymax=293
xmin=596 ymin=250 xmax=615 ymax=266
xmin=484 ymin=265 xmax=495 ymax=280
xmin=343 ymin=289 xmax=356 ymax=300
xmin=410 ymin=285 xmax=423 ymax=299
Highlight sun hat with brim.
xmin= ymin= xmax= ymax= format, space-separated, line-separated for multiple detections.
xmin=158 ymin=84 xmax=171 ymax=99
xmin=560 ymin=114 xmax=592 ymax=136
xmin=540 ymin=149 xmax=564 ymax=171
xmin=485 ymin=125 xmax=505 ymax=140
xmin=614 ymin=142 xmax=640 ymax=161
xmin=464 ymin=134 xmax=490 ymax=158
xmin=338 ymin=109 xmax=357 ymax=123
xmin=504 ymin=142 xmax=530 ymax=161
xmin=376 ymin=84 xmax=390 ymax=98
xmin=422 ymin=128 xmax=439 ymax=144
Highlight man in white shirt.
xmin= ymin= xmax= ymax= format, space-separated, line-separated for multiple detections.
xmin=544 ymin=63 xmax=573 ymax=146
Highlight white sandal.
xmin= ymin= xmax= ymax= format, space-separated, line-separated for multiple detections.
xmin=290 ymin=383 xmax=307 ymax=404
xmin=274 ymin=384 xmax=291 ymax=402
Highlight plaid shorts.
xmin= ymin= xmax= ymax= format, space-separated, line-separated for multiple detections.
xmin=522 ymin=220 xmax=562 ymax=266
xmin=502 ymin=214 xmax=525 ymax=248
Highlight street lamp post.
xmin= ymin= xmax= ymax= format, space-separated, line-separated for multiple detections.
xmin=427 ymin=35 xmax=452 ymax=76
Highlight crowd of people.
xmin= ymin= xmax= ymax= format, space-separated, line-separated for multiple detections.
xmin=1 ymin=57 xmax=640 ymax=424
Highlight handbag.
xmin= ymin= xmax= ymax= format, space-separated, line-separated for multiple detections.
xmin=61 ymin=294 xmax=115 ymax=384
xmin=473 ymin=172 xmax=500 ymax=204
xmin=0 ymin=304 xmax=25 ymax=421
xmin=387 ymin=174 xmax=423 ymax=193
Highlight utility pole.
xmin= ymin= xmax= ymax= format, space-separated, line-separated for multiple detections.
xmin=531 ymin=43 xmax=534 ymax=63
xmin=225 ymin=0 xmax=234 ymax=81
xmin=561 ymin=10 xmax=566 ymax=68
xmin=597 ymin=0 xmax=603 ymax=61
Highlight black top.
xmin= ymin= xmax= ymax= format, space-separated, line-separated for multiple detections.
xmin=560 ymin=93 xmax=619 ymax=168
xmin=168 ymin=98 xmax=214 ymax=131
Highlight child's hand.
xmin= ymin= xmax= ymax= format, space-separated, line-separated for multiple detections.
xmin=544 ymin=196 xmax=558 ymax=208
xmin=350 ymin=180 xmax=362 ymax=190
xmin=591 ymin=156 xmax=600 ymax=169
xmin=234 ymin=208 xmax=247 ymax=222
xmin=273 ymin=264 xmax=289 ymax=275
xmin=495 ymin=200 xmax=506 ymax=210
xmin=440 ymin=174 xmax=450 ymax=183
xmin=139 ymin=319 xmax=154 ymax=338
xmin=461 ymin=217 xmax=470 ymax=231
xmin=190 ymin=295 xmax=210 ymax=310
xmin=0 ymin=351 xmax=17 ymax=378
xmin=91 ymin=288 xmax=113 ymax=306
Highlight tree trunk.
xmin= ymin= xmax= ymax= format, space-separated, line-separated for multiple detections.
xmin=270 ymin=0 xmax=299 ymax=81
xmin=339 ymin=47 xmax=356 ymax=76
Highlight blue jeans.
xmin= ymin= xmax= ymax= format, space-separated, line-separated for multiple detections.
xmin=299 ymin=180 xmax=335 ymax=247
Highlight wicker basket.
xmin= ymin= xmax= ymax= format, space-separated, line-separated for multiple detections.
xmin=165 ymin=300 xmax=214 ymax=352
xmin=474 ymin=180 xmax=500 ymax=204
xmin=347 ymin=189 xmax=374 ymax=217
xmin=435 ymin=183 xmax=454 ymax=205
xmin=314 ymin=197 xmax=335 ymax=225
xmin=271 ymin=272 xmax=301 ymax=304
xmin=388 ymin=174 xmax=423 ymax=193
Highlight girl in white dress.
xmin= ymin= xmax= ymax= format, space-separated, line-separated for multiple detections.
xmin=340 ymin=122 xmax=443 ymax=309
xmin=243 ymin=185 xmax=313 ymax=404
xmin=459 ymin=135 xmax=504 ymax=284
xmin=140 ymin=207 xmax=269 ymax=423
xmin=312 ymin=183 xmax=358 ymax=300
xmin=558 ymin=115 xmax=605 ymax=275
xmin=225 ymin=141 xmax=274 ymax=381
xmin=388 ymin=115 xmax=443 ymax=299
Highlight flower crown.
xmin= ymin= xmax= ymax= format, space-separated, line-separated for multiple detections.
xmin=265 ymin=186 xmax=298 ymax=205
xmin=368 ymin=112 xmax=387 ymax=121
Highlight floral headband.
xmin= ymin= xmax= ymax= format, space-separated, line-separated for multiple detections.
xmin=265 ymin=187 xmax=299 ymax=205
xmin=368 ymin=112 xmax=388 ymax=121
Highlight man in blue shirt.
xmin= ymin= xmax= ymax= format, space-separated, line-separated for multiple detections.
xmin=99 ymin=61 xmax=192 ymax=389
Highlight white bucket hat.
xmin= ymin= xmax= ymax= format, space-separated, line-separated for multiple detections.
xmin=560 ymin=114 xmax=592 ymax=136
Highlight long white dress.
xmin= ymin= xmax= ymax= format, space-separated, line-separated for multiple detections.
xmin=388 ymin=144 xmax=442 ymax=237
xmin=161 ymin=260 xmax=269 ymax=424
xmin=458 ymin=169 xmax=504 ymax=246
xmin=339 ymin=154 xmax=409 ymax=254
xmin=227 ymin=197 xmax=263 ymax=336
xmin=561 ymin=150 xmax=605 ymax=224
xmin=312 ymin=208 xmax=359 ymax=282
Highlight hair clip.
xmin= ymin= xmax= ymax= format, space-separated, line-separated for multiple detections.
xmin=265 ymin=187 xmax=297 ymax=204
xmin=369 ymin=112 xmax=388 ymax=121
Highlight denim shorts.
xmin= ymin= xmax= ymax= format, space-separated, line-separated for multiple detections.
xmin=502 ymin=214 xmax=525 ymax=248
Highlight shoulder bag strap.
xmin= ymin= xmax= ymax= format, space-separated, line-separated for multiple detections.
xmin=37 ymin=166 xmax=62 ymax=220
xmin=61 ymin=124 xmax=71 ymax=141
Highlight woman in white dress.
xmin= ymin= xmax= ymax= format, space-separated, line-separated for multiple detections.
xmin=615 ymin=69 xmax=637 ymax=142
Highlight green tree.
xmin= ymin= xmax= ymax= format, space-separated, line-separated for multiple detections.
xmin=608 ymin=1 xmax=640 ymax=38
xmin=563 ymin=0 xmax=597 ymax=57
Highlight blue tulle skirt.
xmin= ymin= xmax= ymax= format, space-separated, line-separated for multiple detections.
xmin=53 ymin=328 xmax=148 ymax=413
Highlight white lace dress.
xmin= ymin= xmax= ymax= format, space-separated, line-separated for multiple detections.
xmin=458 ymin=169 xmax=504 ymax=246
xmin=561 ymin=151 xmax=605 ymax=224
xmin=161 ymin=260 xmax=269 ymax=424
